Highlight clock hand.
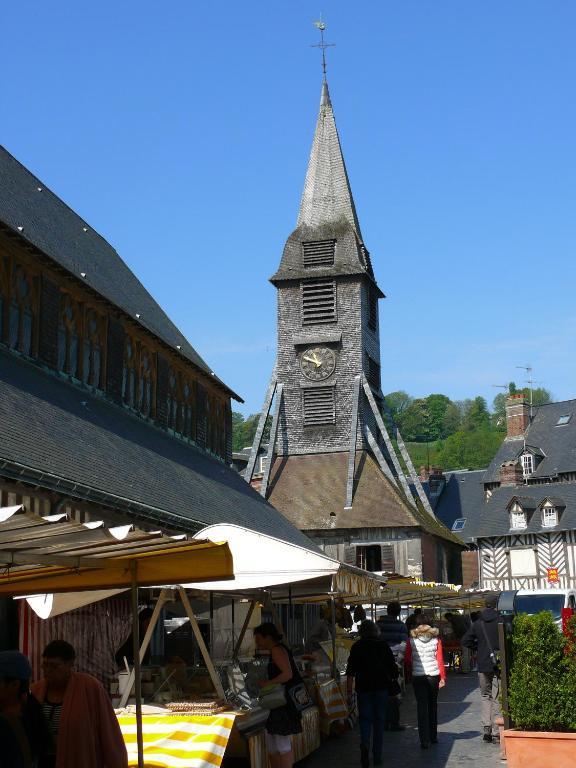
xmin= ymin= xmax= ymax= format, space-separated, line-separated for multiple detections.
xmin=312 ymin=354 xmax=322 ymax=367
xmin=302 ymin=355 xmax=316 ymax=364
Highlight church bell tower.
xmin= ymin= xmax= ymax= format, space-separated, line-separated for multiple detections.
xmin=245 ymin=54 xmax=462 ymax=580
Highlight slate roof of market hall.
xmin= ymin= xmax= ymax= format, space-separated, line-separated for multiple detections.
xmin=483 ymin=398 xmax=576 ymax=482
xmin=0 ymin=145 xmax=241 ymax=401
xmin=0 ymin=347 xmax=317 ymax=551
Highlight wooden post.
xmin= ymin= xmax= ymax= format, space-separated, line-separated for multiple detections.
xmin=345 ymin=376 xmax=361 ymax=509
xmin=260 ymin=383 xmax=283 ymax=498
xmin=245 ymin=377 xmax=277 ymax=483
xmin=130 ymin=563 xmax=144 ymax=768
xmin=233 ymin=600 xmax=257 ymax=660
xmin=179 ymin=588 xmax=225 ymax=699
xmin=119 ymin=589 xmax=170 ymax=708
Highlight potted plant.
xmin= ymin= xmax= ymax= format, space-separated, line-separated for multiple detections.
xmin=503 ymin=612 xmax=576 ymax=768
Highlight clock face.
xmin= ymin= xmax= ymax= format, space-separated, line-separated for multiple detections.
xmin=300 ymin=346 xmax=336 ymax=381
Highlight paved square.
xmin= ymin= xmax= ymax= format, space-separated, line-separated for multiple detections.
xmin=298 ymin=673 xmax=504 ymax=767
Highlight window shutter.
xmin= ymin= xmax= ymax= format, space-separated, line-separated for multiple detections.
xmin=105 ymin=317 xmax=125 ymax=404
xmin=302 ymin=239 xmax=336 ymax=268
xmin=302 ymin=279 xmax=336 ymax=325
xmin=302 ymin=386 xmax=335 ymax=426
xmin=37 ymin=275 xmax=60 ymax=368
xmin=156 ymin=353 xmax=169 ymax=427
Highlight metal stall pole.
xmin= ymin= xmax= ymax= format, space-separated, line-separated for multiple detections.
xmin=231 ymin=598 xmax=235 ymax=653
xmin=330 ymin=595 xmax=337 ymax=680
xmin=130 ymin=562 xmax=144 ymax=768
xmin=209 ymin=592 xmax=214 ymax=655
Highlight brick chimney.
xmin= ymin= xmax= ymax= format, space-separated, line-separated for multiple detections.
xmin=505 ymin=393 xmax=530 ymax=438
xmin=499 ymin=460 xmax=523 ymax=486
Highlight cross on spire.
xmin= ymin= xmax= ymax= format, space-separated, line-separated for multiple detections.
xmin=311 ymin=19 xmax=335 ymax=80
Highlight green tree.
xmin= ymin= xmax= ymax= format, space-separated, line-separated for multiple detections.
xmin=232 ymin=412 xmax=271 ymax=452
xmin=383 ymin=391 xmax=413 ymax=420
xmin=397 ymin=399 xmax=430 ymax=442
xmin=436 ymin=427 xmax=504 ymax=470
xmin=425 ymin=394 xmax=454 ymax=440
xmin=461 ymin=396 xmax=491 ymax=431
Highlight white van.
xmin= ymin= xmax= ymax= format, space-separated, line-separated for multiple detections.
xmin=511 ymin=588 xmax=576 ymax=626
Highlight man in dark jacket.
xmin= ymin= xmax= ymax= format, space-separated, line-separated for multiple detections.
xmin=376 ymin=603 xmax=407 ymax=731
xmin=461 ymin=595 xmax=501 ymax=743
xmin=346 ymin=620 xmax=399 ymax=768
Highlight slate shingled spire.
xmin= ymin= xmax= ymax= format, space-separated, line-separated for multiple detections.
xmin=297 ymin=80 xmax=362 ymax=239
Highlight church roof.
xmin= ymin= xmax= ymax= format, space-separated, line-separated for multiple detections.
xmin=0 ymin=347 xmax=315 ymax=550
xmin=0 ymin=145 xmax=240 ymax=401
xmin=297 ymin=81 xmax=362 ymax=237
xmin=266 ymin=451 xmax=463 ymax=545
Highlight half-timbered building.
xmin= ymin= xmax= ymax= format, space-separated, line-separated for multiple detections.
xmin=431 ymin=394 xmax=576 ymax=591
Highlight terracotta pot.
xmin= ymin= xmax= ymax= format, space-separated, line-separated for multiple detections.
xmin=503 ymin=729 xmax=576 ymax=768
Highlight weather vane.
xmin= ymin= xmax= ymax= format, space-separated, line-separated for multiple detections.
xmin=311 ymin=18 xmax=335 ymax=80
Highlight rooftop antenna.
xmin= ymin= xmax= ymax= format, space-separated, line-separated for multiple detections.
xmin=312 ymin=17 xmax=335 ymax=81
xmin=516 ymin=365 xmax=534 ymax=420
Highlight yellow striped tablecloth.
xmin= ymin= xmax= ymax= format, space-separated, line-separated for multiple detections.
xmin=117 ymin=713 xmax=236 ymax=768
xmin=316 ymin=679 xmax=348 ymax=735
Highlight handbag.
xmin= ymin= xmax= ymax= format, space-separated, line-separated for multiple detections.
xmin=387 ymin=678 xmax=401 ymax=696
xmin=258 ymin=683 xmax=287 ymax=710
xmin=480 ymin=621 xmax=501 ymax=677
xmin=287 ymin=681 xmax=312 ymax=712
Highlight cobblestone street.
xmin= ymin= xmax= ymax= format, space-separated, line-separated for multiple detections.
xmin=299 ymin=673 xmax=504 ymax=768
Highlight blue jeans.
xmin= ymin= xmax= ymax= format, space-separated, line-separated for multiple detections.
xmin=357 ymin=690 xmax=388 ymax=762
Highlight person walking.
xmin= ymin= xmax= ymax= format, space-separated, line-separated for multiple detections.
xmin=376 ymin=602 xmax=407 ymax=731
xmin=253 ymin=623 xmax=303 ymax=768
xmin=346 ymin=619 xmax=399 ymax=768
xmin=461 ymin=595 xmax=501 ymax=744
xmin=444 ymin=612 xmax=471 ymax=672
xmin=31 ymin=640 xmax=127 ymax=768
xmin=405 ymin=615 xmax=446 ymax=749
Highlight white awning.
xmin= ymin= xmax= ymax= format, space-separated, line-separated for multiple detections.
xmin=185 ymin=524 xmax=340 ymax=592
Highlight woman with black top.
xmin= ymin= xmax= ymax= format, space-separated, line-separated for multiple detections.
xmin=346 ymin=620 xmax=399 ymax=768
xmin=254 ymin=623 xmax=303 ymax=768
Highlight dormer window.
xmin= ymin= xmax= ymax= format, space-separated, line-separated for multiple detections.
xmin=521 ymin=452 xmax=534 ymax=478
xmin=556 ymin=414 xmax=571 ymax=426
xmin=541 ymin=504 xmax=558 ymax=528
xmin=510 ymin=503 xmax=527 ymax=530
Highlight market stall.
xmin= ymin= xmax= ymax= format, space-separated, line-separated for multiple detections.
xmin=4 ymin=509 xmax=384 ymax=768
xmin=111 ymin=524 xmax=384 ymax=767
xmin=0 ymin=503 xmax=235 ymax=768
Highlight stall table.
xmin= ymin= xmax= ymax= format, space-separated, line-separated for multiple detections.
xmin=118 ymin=706 xmax=320 ymax=768
xmin=118 ymin=712 xmax=237 ymax=768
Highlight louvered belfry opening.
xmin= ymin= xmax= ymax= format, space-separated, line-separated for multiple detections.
xmin=302 ymin=386 xmax=335 ymax=425
xmin=368 ymin=286 xmax=378 ymax=331
xmin=366 ymin=354 xmax=381 ymax=390
xmin=302 ymin=239 xmax=336 ymax=268
xmin=301 ymin=279 xmax=336 ymax=325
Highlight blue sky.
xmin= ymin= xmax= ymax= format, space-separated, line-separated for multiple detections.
xmin=3 ymin=2 xmax=576 ymax=414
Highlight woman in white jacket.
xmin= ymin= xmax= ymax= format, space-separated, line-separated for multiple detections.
xmin=405 ymin=616 xmax=446 ymax=749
